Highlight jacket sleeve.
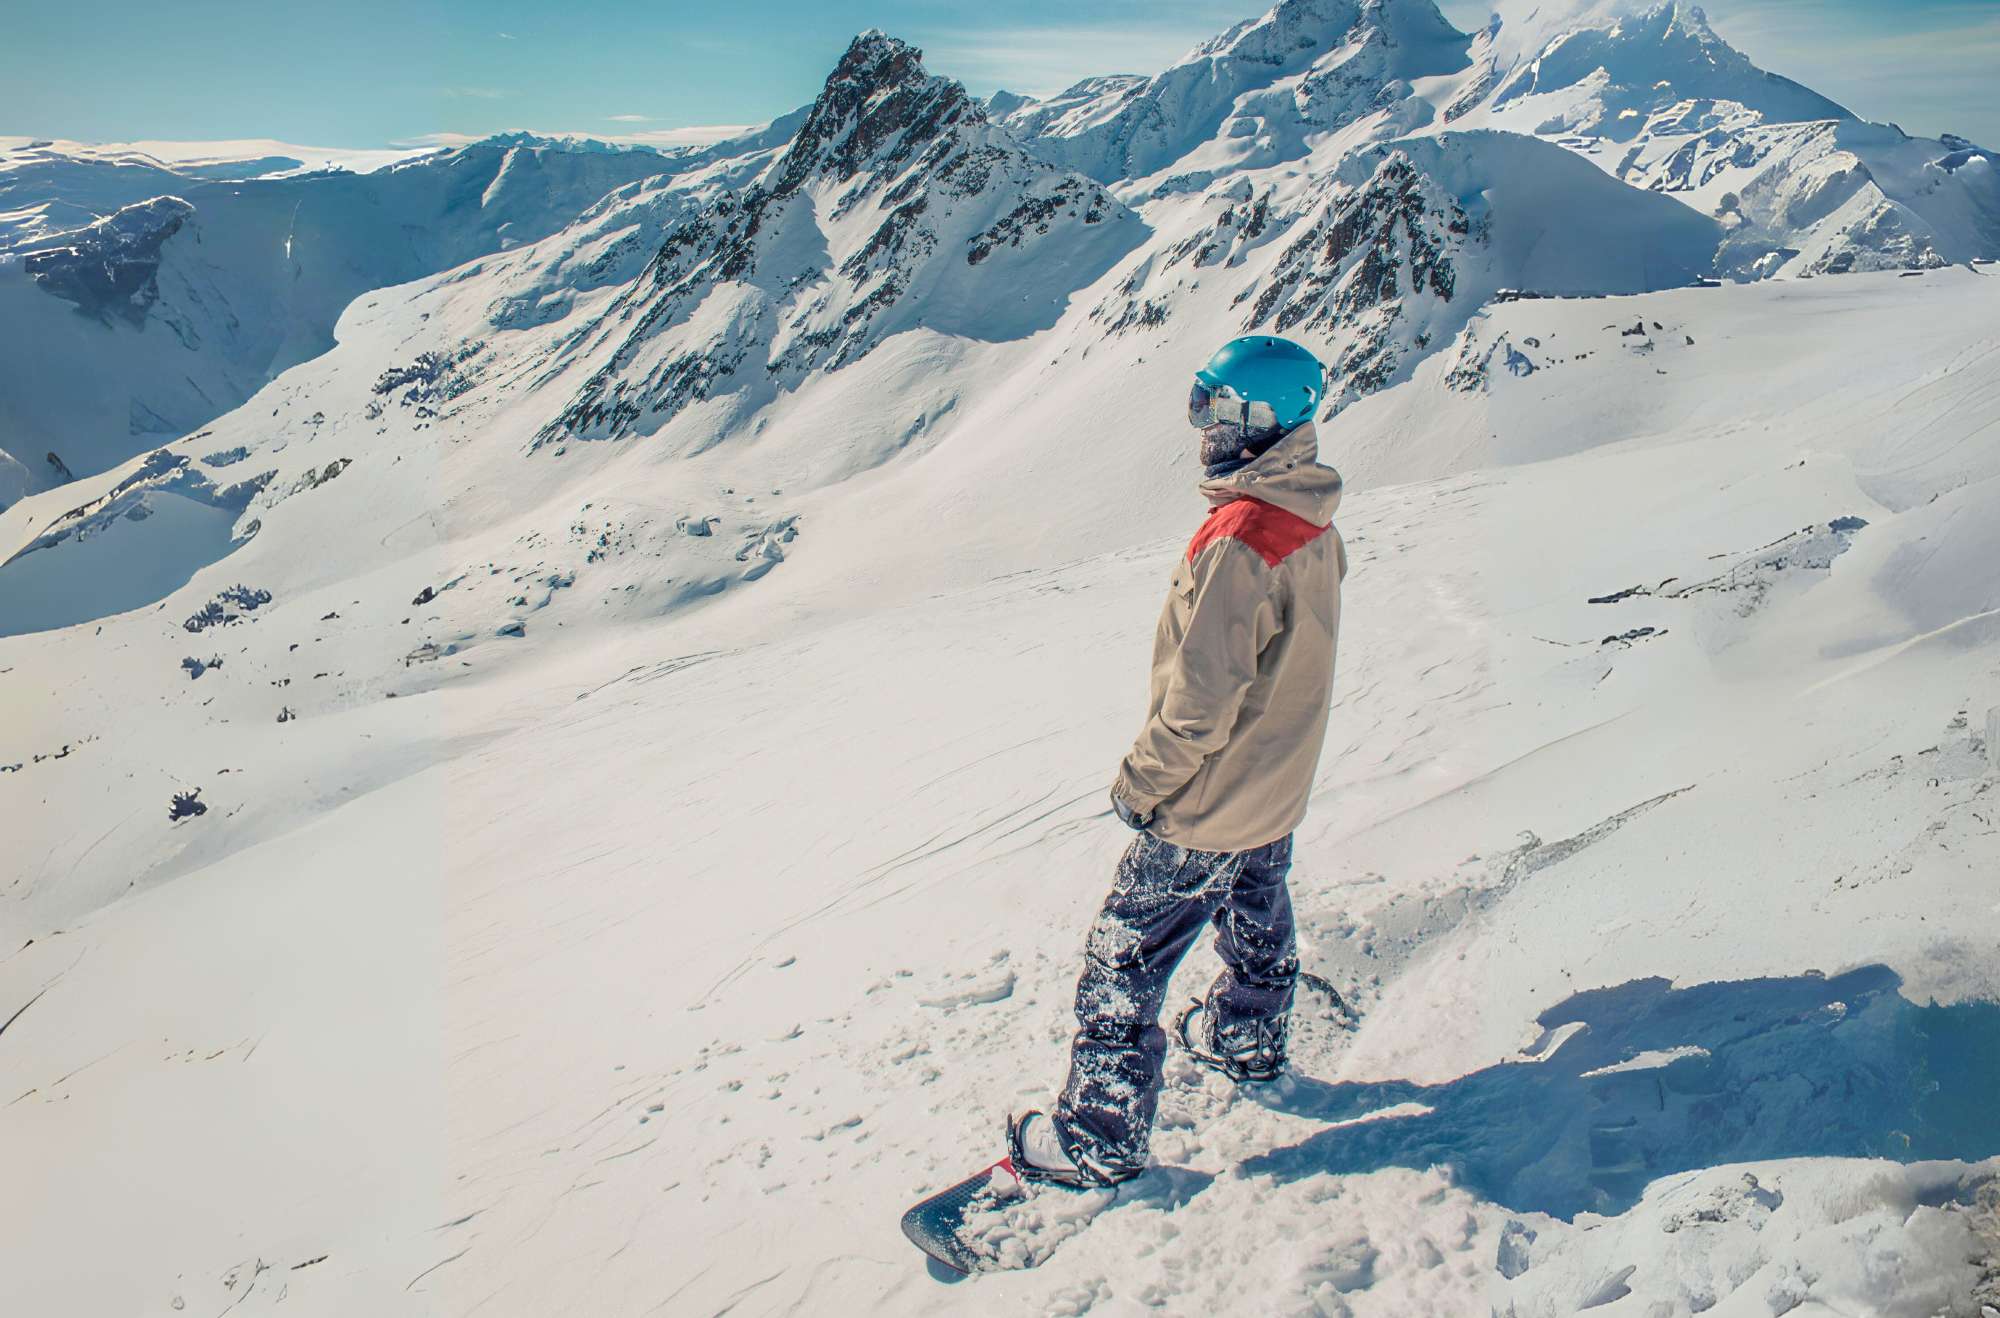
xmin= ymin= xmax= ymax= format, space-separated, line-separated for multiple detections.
xmin=1113 ymin=538 xmax=1280 ymax=814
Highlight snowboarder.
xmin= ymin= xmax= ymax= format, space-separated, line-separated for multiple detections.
xmin=1012 ymin=335 xmax=1347 ymax=1188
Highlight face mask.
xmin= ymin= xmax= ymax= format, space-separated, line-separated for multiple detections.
xmin=1200 ymin=421 xmax=1255 ymax=469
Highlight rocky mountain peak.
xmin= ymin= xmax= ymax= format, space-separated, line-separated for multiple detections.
xmin=774 ymin=33 xmax=974 ymax=191
xmin=539 ymin=31 xmax=1134 ymax=446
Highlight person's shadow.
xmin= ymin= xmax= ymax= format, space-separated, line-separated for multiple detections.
xmin=1244 ymin=965 xmax=2000 ymax=1220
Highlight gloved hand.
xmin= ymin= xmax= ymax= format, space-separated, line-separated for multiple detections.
xmin=1111 ymin=790 xmax=1153 ymax=832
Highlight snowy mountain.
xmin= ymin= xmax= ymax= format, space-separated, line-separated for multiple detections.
xmin=999 ymin=0 xmax=1471 ymax=191
xmin=1459 ymin=0 xmax=1851 ymax=128
xmin=8 ymin=0 xmax=1995 ymax=514
xmin=0 ymin=136 xmax=685 ymax=506
xmin=999 ymin=0 xmax=2000 ymax=278
xmin=0 ymin=136 xmax=432 ymax=249
xmin=1101 ymin=130 xmax=1716 ymax=412
xmin=538 ymin=33 xmax=1139 ymax=447
xmin=1442 ymin=2 xmax=2000 ymax=277
xmin=3 ymin=3 xmax=1999 ymax=1316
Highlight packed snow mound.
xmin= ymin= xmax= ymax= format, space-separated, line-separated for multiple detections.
xmin=0 ymin=137 xmax=683 ymax=502
xmin=538 ymin=33 xmax=1140 ymax=447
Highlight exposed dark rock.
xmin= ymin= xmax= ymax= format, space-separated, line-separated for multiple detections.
xmin=1235 ymin=152 xmax=1472 ymax=410
xmin=22 ymin=196 xmax=195 ymax=325
xmin=372 ymin=343 xmax=484 ymax=406
xmin=183 ymin=585 xmax=272 ymax=633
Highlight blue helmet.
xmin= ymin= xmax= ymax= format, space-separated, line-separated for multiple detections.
xmin=1190 ymin=335 xmax=1325 ymax=431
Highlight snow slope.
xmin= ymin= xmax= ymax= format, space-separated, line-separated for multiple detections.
xmin=3 ymin=8 xmax=1999 ymax=1318
xmin=4 ymin=248 xmax=1996 ymax=1314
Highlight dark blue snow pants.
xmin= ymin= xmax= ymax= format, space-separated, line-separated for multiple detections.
xmin=1055 ymin=830 xmax=1297 ymax=1173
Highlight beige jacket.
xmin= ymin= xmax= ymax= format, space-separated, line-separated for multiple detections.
xmin=1111 ymin=423 xmax=1346 ymax=853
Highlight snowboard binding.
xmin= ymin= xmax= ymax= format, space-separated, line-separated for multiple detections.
xmin=1005 ymin=1111 xmax=1140 ymax=1190
xmin=1174 ymin=999 xmax=1289 ymax=1083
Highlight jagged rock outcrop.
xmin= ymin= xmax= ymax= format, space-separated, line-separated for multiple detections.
xmin=1239 ymin=152 xmax=1469 ymax=402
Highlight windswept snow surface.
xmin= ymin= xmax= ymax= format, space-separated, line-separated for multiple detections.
xmin=4 ymin=9 xmax=2000 ymax=1317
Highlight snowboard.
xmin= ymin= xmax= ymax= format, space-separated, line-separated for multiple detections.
xmin=900 ymin=1154 xmax=1141 ymax=1277
xmin=899 ymin=1155 xmax=1033 ymax=1276
xmin=902 ymin=975 xmax=1359 ymax=1276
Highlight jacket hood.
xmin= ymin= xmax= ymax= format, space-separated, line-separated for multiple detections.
xmin=1198 ymin=422 xmax=1342 ymax=526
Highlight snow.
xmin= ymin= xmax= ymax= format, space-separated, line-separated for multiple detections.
xmin=3 ymin=5 xmax=1999 ymax=1316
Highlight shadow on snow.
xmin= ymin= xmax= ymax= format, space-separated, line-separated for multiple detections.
xmin=1244 ymin=965 xmax=2000 ymax=1220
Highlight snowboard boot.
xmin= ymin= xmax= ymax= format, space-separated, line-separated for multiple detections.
xmin=1175 ymin=1000 xmax=1288 ymax=1083
xmin=1005 ymin=1111 xmax=1141 ymax=1190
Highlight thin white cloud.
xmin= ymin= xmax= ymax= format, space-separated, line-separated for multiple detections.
xmin=497 ymin=31 xmax=516 ymax=40
xmin=607 ymin=114 xmax=657 ymax=124
xmin=614 ymin=123 xmax=759 ymax=146
xmin=394 ymin=132 xmax=486 ymax=148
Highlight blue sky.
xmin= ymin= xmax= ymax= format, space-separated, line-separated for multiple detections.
xmin=6 ymin=0 xmax=1997 ymax=149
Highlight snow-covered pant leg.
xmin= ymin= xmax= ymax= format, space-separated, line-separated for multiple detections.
xmin=1056 ymin=832 xmax=1244 ymax=1173
xmin=1204 ymin=834 xmax=1298 ymax=1031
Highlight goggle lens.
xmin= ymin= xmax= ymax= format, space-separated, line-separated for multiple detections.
xmin=1189 ymin=380 xmax=1247 ymax=428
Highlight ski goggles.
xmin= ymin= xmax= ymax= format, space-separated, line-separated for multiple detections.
xmin=1189 ymin=379 xmax=1278 ymax=431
